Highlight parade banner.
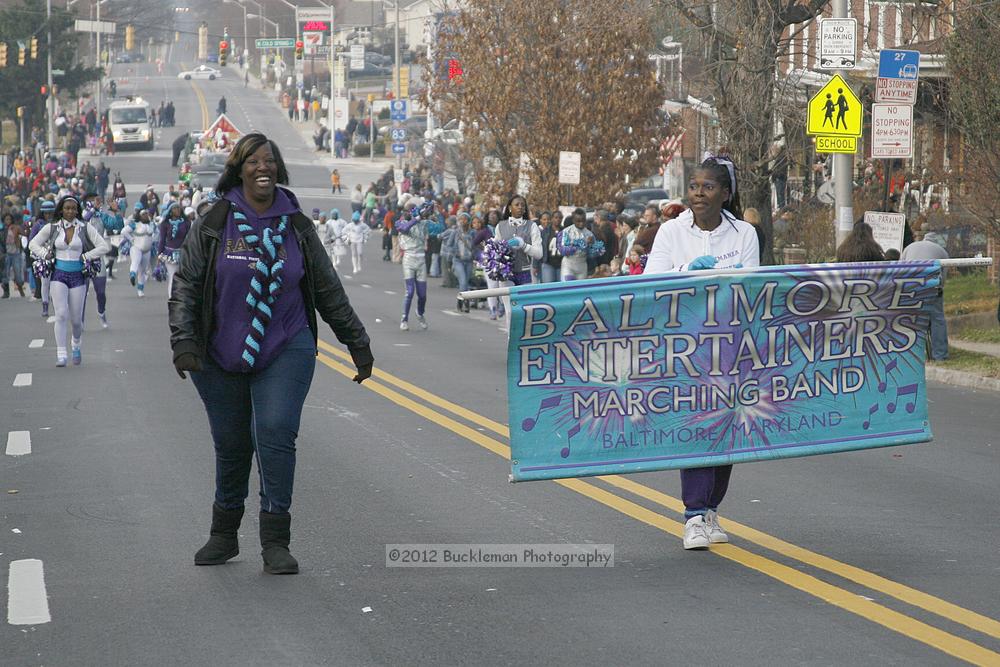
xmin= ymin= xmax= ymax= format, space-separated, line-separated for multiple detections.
xmin=506 ymin=262 xmax=940 ymax=482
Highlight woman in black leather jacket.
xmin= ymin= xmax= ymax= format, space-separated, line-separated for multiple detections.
xmin=168 ymin=132 xmax=373 ymax=575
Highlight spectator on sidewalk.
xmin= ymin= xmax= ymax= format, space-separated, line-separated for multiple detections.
xmin=901 ymin=231 xmax=950 ymax=361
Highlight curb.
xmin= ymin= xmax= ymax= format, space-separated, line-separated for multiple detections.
xmin=926 ymin=366 xmax=1000 ymax=393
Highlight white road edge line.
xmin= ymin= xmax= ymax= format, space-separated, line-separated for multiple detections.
xmin=7 ymin=559 xmax=52 ymax=625
xmin=28 ymin=339 xmax=44 ymax=349
xmin=384 ymin=290 xmax=396 ymax=295
xmin=6 ymin=431 xmax=31 ymax=456
xmin=12 ymin=373 xmax=32 ymax=387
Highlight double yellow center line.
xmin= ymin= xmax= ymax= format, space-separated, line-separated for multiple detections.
xmin=179 ymin=63 xmax=210 ymax=129
xmin=315 ymin=340 xmax=999 ymax=665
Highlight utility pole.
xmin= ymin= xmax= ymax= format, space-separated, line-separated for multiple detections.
xmin=394 ymin=0 xmax=401 ymax=169
xmin=833 ymin=0 xmax=853 ymax=247
xmin=46 ymin=0 xmax=55 ymax=149
xmin=96 ymin=0 xmax=102 ymax=122
xmin=327 ymin=4 xmax=334 ymax=153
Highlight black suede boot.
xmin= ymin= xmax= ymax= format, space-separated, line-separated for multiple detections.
xmin=259 ymin=511 xmax=298 ymax=574
xmin=194 ymin=504 xmax=244 ymax=565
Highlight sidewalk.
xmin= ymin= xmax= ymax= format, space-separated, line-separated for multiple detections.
xmin=950 ymin=339 xmax=1000 ymax=357
xmin=247 ymin=69 xmax=395 ymax=172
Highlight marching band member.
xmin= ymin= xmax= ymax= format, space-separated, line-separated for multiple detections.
xmin=644 ymin=156 xmax=759 ymax=550
xmin=158 ymin=202 xmax=191 ymax=298
xmin=395 ymin=202 xmax=431 ymax=331
xmin=493 ymin=194 xmax=542 ymax=325
xmin=122 ymin=207 xmax=155 ymax=297
xmin=29 ymin=195 xmax=109 ymax=366
xmin=346 ymin=210 xmax=369 ymax=274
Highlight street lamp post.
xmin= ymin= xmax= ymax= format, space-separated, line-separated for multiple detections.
xmin=248 ymin=14 xmax=279 ymax=80
xmin=223 ymin=0 xmax=248 ymax=68
xmin=240 ymin=0 xmax=265 ymax=38
xmin=46 ymin=0 xmax=54 ymax=148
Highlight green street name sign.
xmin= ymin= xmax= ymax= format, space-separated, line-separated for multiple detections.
xmin=256 ymin=38 xmax=295 ymax=49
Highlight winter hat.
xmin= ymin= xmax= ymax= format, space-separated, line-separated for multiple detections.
xmin=351 ymin=211 xmax=361 ymax=222
xmin=312 ymin=207 xmax=321 ymax=216
xmin=39 ymin=199 xmax=56 ymax=212
xmin=184 ymin=206 xmax=195 ymax=216
xmin=329 ymin=208 xmax=340 ymax=219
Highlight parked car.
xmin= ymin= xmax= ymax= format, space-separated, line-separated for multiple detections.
xmin=425 ymin=118 xmax=464 ymax=144
xmin=624 ymin=187 xmax=670 ymax=206
xmin=178 ymin=65 xmax=221 ymax=80
xmin=378 ymin=115 xmax=428 ymax=139
xmin=190 ymin=152 xmax=229 ymax=187
xmin=352 ymin=62 xmax=391 ymax=78
xmin=365 ymin=52 xmax=392 ymax=67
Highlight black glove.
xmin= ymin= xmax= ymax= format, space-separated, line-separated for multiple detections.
xmin=350 ymin=345 xmax=374 ymax=385
xmin=174 ymin=352 xmax=203 ymax=379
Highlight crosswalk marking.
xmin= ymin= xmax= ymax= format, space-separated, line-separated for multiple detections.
xmin=7 ymin=559 xmax=51 ymax=625
xmin=12 ymin=373 xmax=32 ymax=387
xmin=5 ymin=431 xmax=31 ymax=456
xmin=28 ymin=339 xmax=44 ymax=349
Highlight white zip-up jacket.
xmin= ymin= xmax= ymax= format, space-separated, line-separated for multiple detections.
xmin=644 ymin=209 xmax=759 ymax=273
xmin=346 ymin=221 xmax=369 ymax=246
xmin=325 ymin=218 xmax=348 ymax=248
xmin=122 ymin=219 xmax=155 ymax=253
xmin=29 ymin=220 xmax=109 ymax=262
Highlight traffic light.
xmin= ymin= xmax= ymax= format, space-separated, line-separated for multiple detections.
xmin=40 ymin=85 xmax=47 ymax=98
xmin=0 ymin=43 xmax=7 ymax=68
xmin=18 ymin=45 xmax=25 ymax=66
xmin=30 ymin=37 xmax=37 ymax=59
xmin=125 ymin=25 xmax=134 ymax=51
xmin=294 ymin=40 xmax=304 ymax=60
xmin=219 ymin=40 xmax=228 ymax=66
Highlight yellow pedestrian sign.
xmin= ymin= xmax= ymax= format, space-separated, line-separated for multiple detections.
xmin=807 ymin=74 xmax=862 ymax=137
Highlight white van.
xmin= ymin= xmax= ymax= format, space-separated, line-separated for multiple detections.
xmin=108 ymin=98 xmax=154 ymax=150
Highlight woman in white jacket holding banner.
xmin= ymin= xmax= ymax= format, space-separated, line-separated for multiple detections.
xmin=644 ymin=156 xmax=760 ymax=551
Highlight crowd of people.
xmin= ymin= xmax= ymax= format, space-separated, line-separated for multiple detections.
xmin=1 ymin=160 xmax=210 ymax=363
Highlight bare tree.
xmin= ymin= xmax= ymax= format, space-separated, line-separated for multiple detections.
xmin=663 ymin=0 xmax=829 ymax=264
xmin=946 ymin=7 xmax=1000 ymax=239
xmin=421 ymin=0 xmax=665 ymax=208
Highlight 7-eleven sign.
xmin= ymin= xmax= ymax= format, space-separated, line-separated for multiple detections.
xmin=302 ymin=31 xmax=323 ymax=55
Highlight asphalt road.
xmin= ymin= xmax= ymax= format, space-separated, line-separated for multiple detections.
xmin=2 ymin=57 xmax=999 ymax=667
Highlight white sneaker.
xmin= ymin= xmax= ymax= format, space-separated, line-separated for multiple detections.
xmin=99 ymin=312 xmax=108 ymax=329
xmin=683 ymin=515 xmax=710 ymax=550
xmin=417 ymin=315 xmax=428 ymax=330
xmin=705 ymin=510 xmax=729 ymax=544
xmin=137 ymin=289 xmax=144 ymax=298
xmin=399 ymin=319 xmax=409 ymax=331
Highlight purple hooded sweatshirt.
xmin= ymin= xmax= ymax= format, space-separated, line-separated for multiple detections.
xmin=209 ymin=187 xmax=309 ymax=373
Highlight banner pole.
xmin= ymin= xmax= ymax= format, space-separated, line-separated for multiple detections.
xmin=458 ymin=257 xmax=993 ymax=301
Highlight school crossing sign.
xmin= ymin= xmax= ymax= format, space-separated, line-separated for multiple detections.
xmin=807 ymin=74 xmax=862 ymax=154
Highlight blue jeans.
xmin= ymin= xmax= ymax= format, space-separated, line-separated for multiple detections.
xmin=6 ymin=252 xmax=24 ymax=284
xmin=452 ymin=258 xmax=472 ymax=292
xmin=540 ymin=263 xmax=559 ymax=283
xmin=190 ymin=328 xmax=317 ymax=514
xmin=926 ymin=291 xmax=948 ymax=360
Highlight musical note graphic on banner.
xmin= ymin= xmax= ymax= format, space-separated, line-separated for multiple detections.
xmin=521 ymin=395 xmax=563 ymax=431
xmin=878 ymin=359 xmax=899 ymax=392
xmin=560 ymin=423 xmax=581 ymax=458
xmin=887 ymin=384 xmax=918 ymax=414
xmin=862 ymin=403 xmax=879 ymax=430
